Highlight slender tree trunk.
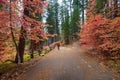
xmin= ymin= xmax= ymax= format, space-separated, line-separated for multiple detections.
xmin=17 ymin=26 xmax=26 ymax=63
xmin=70 ymin=0 xmax=72 ymax=42
xmin=15 ymin=0 xmax=30 ymax=63
xmin=65 ymin=38 xmax=69 ymax=44
xmin=114 ymin=0 xmax=118 ymax=17
xmin=82 ymin=0 xmax=84 ymax=24
xmin=30 ymin=40 xmax=34 ymax=59
xmin=9 ymin=0 xmax=20 ymax=63
xmin=30 ymin=50 xmax=34 ymax=58
xmin=11 ymin=25 xmax=20 ymax=63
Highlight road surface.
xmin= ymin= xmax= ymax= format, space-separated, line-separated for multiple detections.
xmin=17 ymin=42 xmax=113 ymax=80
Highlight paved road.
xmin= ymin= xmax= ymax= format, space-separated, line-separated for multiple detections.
xmin=17 ymin=42 xmax=113 ymax=80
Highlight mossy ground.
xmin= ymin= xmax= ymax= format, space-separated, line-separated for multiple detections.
xmin=0 ymin=47 xmax=51 ymax=76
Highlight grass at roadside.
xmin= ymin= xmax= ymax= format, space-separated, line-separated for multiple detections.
xmin=107 ymin=60 xmax=120 ymax=68
xmin=0 ymin=61 xmax=17 ymax=75
xmin=107 ymin=60 xmax=120 ymax=79
xmin=84 ymin=48 xmax=120 ymax=79
xmin=0 ymin=47 xmax=51 ymax=76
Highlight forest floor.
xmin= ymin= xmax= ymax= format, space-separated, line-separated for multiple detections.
xmin=15 ymin=42 xmax=119 ymax=80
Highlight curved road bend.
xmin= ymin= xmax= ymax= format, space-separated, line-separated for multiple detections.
xmin=17 ymin=42 xmax=114 ymax=80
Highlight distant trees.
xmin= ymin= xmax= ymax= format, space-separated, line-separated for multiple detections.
xmin=46 ymin=0 xmax=60 ymax=44
xmin=70 ymin=0 xmax=81 ymax=40
xmin=62 ymin=9 xmax=70 ymax=44
xmin=60 ymin=0 xmax=85 ymax=44
xmin=95 ymin=0 xmax=120 ymax=18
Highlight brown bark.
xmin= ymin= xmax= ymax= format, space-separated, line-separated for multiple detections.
xmin=30 ymin=40 xmax=35 ymax=59
xmin=9 ymin=0 xmax=20 ymax=63
xmin=18 ymin=26 xmax=26 ymax=63
xmin=114 ymin=0 xmax=118 ymax=17
xmin=15 ymin=26 xmax=26 ymax=63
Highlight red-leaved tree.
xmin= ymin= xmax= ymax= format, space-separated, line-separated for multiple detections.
xmin=0 ymin=0 xmax=48 ymax=63
xmin=80 ymin=14 xmax=120 ymax=58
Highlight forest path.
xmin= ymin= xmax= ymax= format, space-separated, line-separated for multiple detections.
xmin=17 ymin=42 xmax=113 ymax=80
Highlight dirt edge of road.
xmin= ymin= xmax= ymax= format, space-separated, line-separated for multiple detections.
xmin=0 ymin=56 xmax=43 ymax=80
xmin=82 ymin=48 xmax=120 ymax=80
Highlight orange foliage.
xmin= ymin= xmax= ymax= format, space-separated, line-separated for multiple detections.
xmin=80 ymin=14 xmax=120 ymax=57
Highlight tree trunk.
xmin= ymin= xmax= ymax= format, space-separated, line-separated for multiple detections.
xmin=15 ymin=52 xmax=19 ymax=63
xmin=82 ymin=0 xmax=84 ymax=24
xmin=9 ymin=0 xmax=21 ymax=64
xmin=114 ymin=0 xmax=118 ymax=17
xmin=16 ymin=26 xmax=26 ymax=63
xmin=30 ymin=49 xmax=34 ymax=58
xmin=15 ymin=26 xmax=26 ymax=63
xmin=29 ymin=40 xmax=34 ymax=59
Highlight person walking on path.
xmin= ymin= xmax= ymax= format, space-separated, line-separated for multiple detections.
xmin=56 ymin=42 xmax=60 ymax=50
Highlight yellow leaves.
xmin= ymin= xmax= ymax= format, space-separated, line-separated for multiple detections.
xmin=31 ymin=12 xmax=36 ymax=18
xmin=50 ymin=34 xmax=57 ymax=37
xmin=48 ymin=5 xmax=52 ymax=8
xmin=33 ymin=0 xmax=39 ymax=1
xmin=116 ymin=27 xmax=120 ymax=32
xmin=109 ymin=17 xmax=120 ymax=28
xmin=112 ymin=17 xmax=120 ymax=23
